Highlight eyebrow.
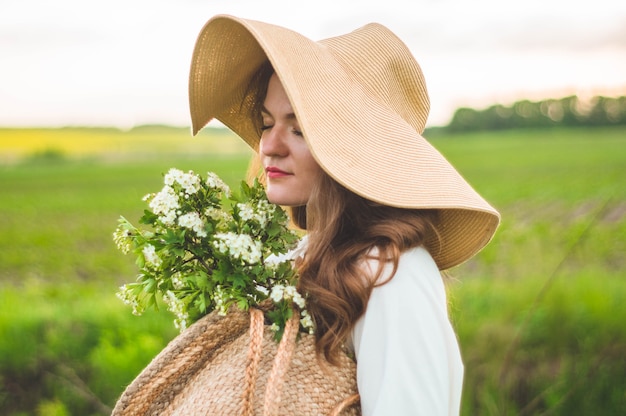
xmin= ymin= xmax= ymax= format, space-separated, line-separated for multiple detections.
xmin=261 ymin=105 xmax=297 ymax=120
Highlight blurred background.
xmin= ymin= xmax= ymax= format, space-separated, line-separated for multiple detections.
xmin=1 ymin=1 xmax=625 ymax=415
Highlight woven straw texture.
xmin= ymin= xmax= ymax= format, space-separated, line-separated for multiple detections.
xmin=112 ymin=308 xmax=359 ymax=415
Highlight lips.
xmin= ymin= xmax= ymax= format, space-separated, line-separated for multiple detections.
xmin=265 ymin=166 xmax=291 ymax=179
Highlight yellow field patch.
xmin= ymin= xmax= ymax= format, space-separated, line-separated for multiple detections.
xmin=0 ymin=126 xmax=251 ymax=162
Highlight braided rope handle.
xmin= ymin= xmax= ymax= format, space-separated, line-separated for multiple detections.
xmin=242 ymin=308 xmax=266 ymax=416
xmin=242 ymin=308 xmax=360 ymax=415
xmin=262 ymin=312 xmax=301 ymax=415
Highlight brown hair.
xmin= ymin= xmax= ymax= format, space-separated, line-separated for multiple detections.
xmin=294 ymin=174 xmax=438 ymax=364
xmin=247 ymin=60 xmax=274 ymax=139
xmin=246 ymin=61 xmax=439 ymax=364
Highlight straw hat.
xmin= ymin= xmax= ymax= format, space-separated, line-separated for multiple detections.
xmin=189 ymin=15 xmax=500 ymax=270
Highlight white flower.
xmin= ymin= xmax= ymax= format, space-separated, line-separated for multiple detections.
xmin=206 ymin=172 xmax=231 ymax=196
xmin=237 ymin=202 xmax=255 ymax=222
xmin=255 ymin=285 xmax=269 ymax=296
xmin=255 ymin=199 xmax=275 ymax=227
xmin=236 ymin=200 xmax=276 ymax=227
xmin=164 ymin=168 xmax=184 ymax=186
xmin=163 ymin=290 xmax=189 ymax=331
xmin=292 ymin=292 xmax=306 ymax=309
xmin=284 ymin=285 xmax=297 ymax=298
xmin=171 ymin=272 xmax=186 ymax=290
xmin=213 ymin=232 xmax=262 ymax=264
xmin=149 ymin=185 xmax=180 ymax=225
xmin=142 ymin=244 xmax=162 ymax=269
xmin=116 ymin=284 xmax=144 ymax=316
xmin=213 ymin=285 xmax=229 ymax=316
xmin=270 ymin=284 xmax=285 ymax=303
xmin=163 ymin=167 xmax=202 ymax=194
xmin=205 ymin=206 xmax=231 ymax=223
xmin=270 ymin=284 xmax=306 ymax=307
xmin=269 ymin=284 xmax=308 ymax=317
xmin=178 ymin=211 xmax=207 ymax=237
xmin=113 ymin=228 xmax=133 ymax=254
xmin=159 ymin=210 xmax=177 ymax=226
xmin=178 ymin=171 xmax=202 ymax=195
xmin=300 ymin=309 xmax=315 ymax=334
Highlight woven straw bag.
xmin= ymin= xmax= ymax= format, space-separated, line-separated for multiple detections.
xmin=112 ymin=306 xmax=360 ymax=415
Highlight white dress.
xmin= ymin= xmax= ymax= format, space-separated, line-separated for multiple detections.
xmin=351 ymin=246 xmax=464 ymax=415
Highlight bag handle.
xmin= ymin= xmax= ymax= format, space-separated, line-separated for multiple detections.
xmin=262 ymin=310 xmax=301 ymax=415
xmin=242 ymin=308 xmax=359 ymax=415
xmin=242 ymin=307 xmax=266 ymax=416
xmin=241 ymin=308 xmax=301 ymax=416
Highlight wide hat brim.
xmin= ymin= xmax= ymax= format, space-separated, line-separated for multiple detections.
xmin=189 ymin=15 xmax=500 ymax=270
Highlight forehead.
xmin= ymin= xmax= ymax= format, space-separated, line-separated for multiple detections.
xmin=262 ymin=74 xmax=295 ymax=117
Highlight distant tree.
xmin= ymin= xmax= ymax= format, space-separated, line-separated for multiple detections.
xmin=447 ymin=107 xmax=479 ymax=132
xmin=445 ymin=95 xmax=626 ymax=132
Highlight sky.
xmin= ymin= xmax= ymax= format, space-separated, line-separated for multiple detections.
xmin=1 ymin=0 xmax=625 ymax=128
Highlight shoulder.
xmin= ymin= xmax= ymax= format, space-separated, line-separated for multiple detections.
xmin=353 ymin=246 xmax=456 ymax=340
xmin=354 ymin=245 xmax=450 ymax=332
xmin=364 ymin=245 xmax=444 ymax=295
xmin=358 ymin=245 xmax=450 ymax=329
xmin=396 ymin=245 xmax=440 ymax=278
xmin=394 ymin=246 xmax=445 ymax=294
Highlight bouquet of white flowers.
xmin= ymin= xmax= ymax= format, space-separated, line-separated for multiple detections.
xmin=113 ymin=168 xmax=313 ymax=339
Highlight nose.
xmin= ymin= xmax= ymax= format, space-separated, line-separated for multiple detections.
xmin=259 ymin=127 xmax=288 ymax=157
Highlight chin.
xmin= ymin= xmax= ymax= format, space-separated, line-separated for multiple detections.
xmin=267 ymin=194 xmax=304 ymax=207
xmin=269 ymin=199 xmax=297 ymax=207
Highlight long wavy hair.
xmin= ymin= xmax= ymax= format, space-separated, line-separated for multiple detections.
xmin=246 ymin=61 xmax=439 ymax=364
xmin=292 ymin=176 xmax=438 ymax=364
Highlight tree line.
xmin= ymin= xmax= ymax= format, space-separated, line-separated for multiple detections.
xmin=439 ymin=95 xmax=626 ymax=133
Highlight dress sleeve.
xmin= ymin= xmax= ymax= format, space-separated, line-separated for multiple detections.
xmin=351 ymin=247 xmax=464 ymax=416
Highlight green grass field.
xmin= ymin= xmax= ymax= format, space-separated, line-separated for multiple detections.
xmin=0 ymin=125 xmax=624 ymax=415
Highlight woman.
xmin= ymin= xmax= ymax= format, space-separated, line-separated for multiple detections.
xmin=190 ymin=16 xmax=499 ymax=415
xmin=256 ymin=67 xmax=461 ymax=415
xmin=188 ymin=15 xmax=500 ymax=415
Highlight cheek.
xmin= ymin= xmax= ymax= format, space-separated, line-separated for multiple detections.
xmin=298 ymin=152 xmax=322 ymax=185
xmin=300 ymin=162 xmax=323 ymax=198
xmin=293 ymin=142 xmax=319 ymax=172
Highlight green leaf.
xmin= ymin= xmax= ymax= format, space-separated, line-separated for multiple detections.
xmin=231 ymin=272 xmax=248 ymax=289
xmin=193 ymin=271 xmax=209 ymax=289
xmin=237 ymin=298 xmax=250 ymax=310
xmin=239 ymin=180 xmax=252 ymax=199
xmin=143 ymin=278 xmax=157 ymax=294
xmin=139 ymin=209 xmax=159 ymax=225
xmin=146 ymin=293 xmax=158 ymax=310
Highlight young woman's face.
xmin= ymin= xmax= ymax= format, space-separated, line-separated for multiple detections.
xmin=259 ymin=74 xmax=323 ymax=207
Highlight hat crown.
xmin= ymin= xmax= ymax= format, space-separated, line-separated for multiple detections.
xmin=320 ymin=23 xmax=430 ymax=134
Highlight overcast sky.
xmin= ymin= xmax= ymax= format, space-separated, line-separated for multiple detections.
xmin=1 ymin=0 xmax=625 ymax=128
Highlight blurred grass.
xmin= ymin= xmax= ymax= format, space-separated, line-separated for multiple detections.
xmin=433 ymin=126 xmax=626 ymax=415
xmin=0 ymin=125 xmax=625 ymax=415
xmin=0 ymin=282 xmax=176 ymax=416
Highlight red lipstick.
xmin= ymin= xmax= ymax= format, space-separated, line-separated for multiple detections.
xmin=265 ymin=166 xmax=291 ymax=179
